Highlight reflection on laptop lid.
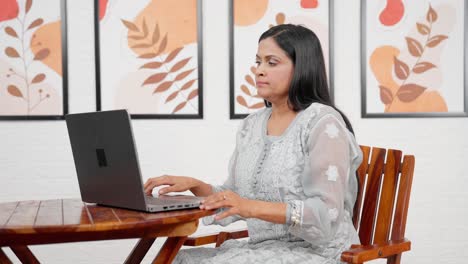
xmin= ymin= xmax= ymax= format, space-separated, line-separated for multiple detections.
xmin=65 ymin=109 xmax=202 ymax=213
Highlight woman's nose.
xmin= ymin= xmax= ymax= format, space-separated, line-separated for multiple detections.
xmin=256 ymin=65 xmax=265 ymax=76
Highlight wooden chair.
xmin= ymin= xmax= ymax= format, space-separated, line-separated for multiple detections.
xmin=183 ymin=146 xmax=415 ymax=264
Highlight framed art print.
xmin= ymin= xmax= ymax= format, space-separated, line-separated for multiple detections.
xmin=0 ymin=0 xmax=68 ymax=120
xmin=362 ymin=0 xmax=468 ymax=117
xmin=95 ymin=0 xmax=203 ymax=119
xmin=229 ymin=0 xmax=333 ymax=119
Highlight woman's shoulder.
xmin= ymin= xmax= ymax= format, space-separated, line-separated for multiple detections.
xmin=235 ymin=107 xmax=270 ymax=137
xmin=301 ymin=102 xmax=345 ymax=127
xmin=241 ymin=107 xmax=270 ymax=126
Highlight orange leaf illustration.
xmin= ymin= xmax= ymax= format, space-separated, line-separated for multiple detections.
xmin=416 ymin=23 xmax=430 ymax=35
xmin=128 ymin=34 xmax=146 ymax=40
xmin=5 ymin=47 xmax=20 ymax=58
xmin=142 ymin=72 xmax=168 ymax=86
xmin=26 ymin=0 xmax=32 ymax=14
xmin=405 ymin=37 xmax=423 ymax=57
xmin=131 ymin=43 xmax=153 ymax=49
xmin=245 ymin=75 xmax=255 ymax=86
xmin=241 ymin=85 xmax=251 ymax=96
xmin=152 ymin=24 xmax=160 ymax=45
xmin=174 ymin=69 xmax=195 ymax=81
xmin=379 ymin=85 xmax=393 ymax=105
xmin=188 ymin=89 xmax=198 ymax=100
xmin=170 ymin=58 xmax=191 ymax=72
xmin=165 ymin=47 xmax=183 ymax=63
xmin=397 ymin=84 xmax=427 ymax=102
xmin=121 ymin=19 xmax=139 ymax=32
xmin=172 ymin=101 xmax=186 ymax=113
xmin=181 ymin=79 xmax=196 ymax=90
xmin=250 ymin=66 xmax=256 ymax=75
xmin=31 ymin=73 xmax=46 ymax=83
xmin=165 ymin=91 xmax=179 ymax=103
xmin=140 ymin=61 xmax=163 ymax=69
xmin=276 ymin=13 xmax=285 ymax=24
xmin=142 ymin=19 xmax=148 ymax=37
xmin=153 ymin=81 xmax=173 ymax=94
xmin=157 ymin=34 xmax=168 ymax=54
xmin=426 ymin=5 xmax=437 ymax=23
xmin=427 ymin=35 xmax=448 ymax=48
xmin=33 ymin=49 xmax=50 ymax=60
xmin=138 ymin=53 xmax=158 ymax=59
xmin=5 ymin=26 xmax=18 ymax=38
xmin=236 ymin=96 xmax=248 ymax=107
xmin=250 ymin=102 xmax=264 ymax=109
xmin=7 ymin=85 xmax=23 ymax=98
xmin=413 ymin=62 xmax=436 ymax=74
xmin=393 ymin=56 xmax=409 ymax=80
xmin=27 ymin=18 xmax=43 ymax=30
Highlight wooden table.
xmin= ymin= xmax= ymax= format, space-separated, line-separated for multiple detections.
xmin=0 ymin=198 xmax=214 ymax=264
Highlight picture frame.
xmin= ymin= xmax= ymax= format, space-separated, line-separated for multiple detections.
xmin=361 ymin=0 xmax=468 ymax=118
xmin=0 ymin=0 xmax=68 ymax=120
xmin=94 ymin=0 xmax=203 ymax=119
xmin=229 ymin=0 xmax=334 ymax=119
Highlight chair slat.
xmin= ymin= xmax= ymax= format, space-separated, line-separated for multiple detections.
xmin=359 ymin=147 xmax=386 ymax=245
xmin=373 ymin=149 xmax=402 ymax=244
xmin=391 ymin=155 xmax=415 ymax=241
xmin=353 ymin=146 xmax=371 ymax=229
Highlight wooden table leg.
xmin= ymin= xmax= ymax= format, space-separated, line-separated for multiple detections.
xmin=124 ymin=238 xmax=157 ymax=264
xmin=10 ymin=246 xmax=40 ymax=264
xmin=0 ymin=248 xmax=13 ymax=264
xmin=152 ymin=236 xmax=188 ymax=264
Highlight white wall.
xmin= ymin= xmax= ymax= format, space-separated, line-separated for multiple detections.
xmin=0 ymin=0 xmax=467 ymax=263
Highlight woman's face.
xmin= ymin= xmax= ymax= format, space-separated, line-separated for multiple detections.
xmin=255 ymin=37 xmax=294 ymax=105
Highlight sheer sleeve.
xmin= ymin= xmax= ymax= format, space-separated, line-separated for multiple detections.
xmin=287 ymin=113 xmax=357 ymax=245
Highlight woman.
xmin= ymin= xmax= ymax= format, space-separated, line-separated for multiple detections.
xmin=144 ymin=24 xmax=363 ymax=263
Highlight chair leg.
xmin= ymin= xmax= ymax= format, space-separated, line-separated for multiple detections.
xmin=215 ymin=232 xmax=229 ymax=248
xmin=10 ymin=246 xmax=40 ymax=264
xmin=0 ymin=248 xmax=13 ymax=264
xmin=152 ymin=236 xmax=188 ymax=264
xmin=124 ymin=238 xmax=156 ymax=264
xmin=387 ymin=254 xmax=402 ymax=264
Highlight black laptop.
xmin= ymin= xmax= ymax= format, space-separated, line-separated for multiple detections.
xmin=65 ymin=109 xmax=202 ymax=212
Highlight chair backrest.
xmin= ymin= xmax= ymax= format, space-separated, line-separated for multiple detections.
xmin=352 ymin=146 xmax=415 ymax=246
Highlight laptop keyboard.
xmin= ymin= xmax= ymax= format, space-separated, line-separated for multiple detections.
xmin=144 ymin=195 xmax=201 ymax=206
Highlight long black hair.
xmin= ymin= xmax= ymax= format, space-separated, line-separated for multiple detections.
xmin=259 ymin=24 xmax=354 ymax=134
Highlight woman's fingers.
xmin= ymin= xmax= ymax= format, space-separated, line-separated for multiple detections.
xmin=158 ymin=185 xmax=180 ymax=195
xmin=215 ymin=208 xmax=237 ymax=221
xmin=143 ymin=175 xmax=174 ymax=195
xmin=201 ymin=195 xmax=221 ymax=206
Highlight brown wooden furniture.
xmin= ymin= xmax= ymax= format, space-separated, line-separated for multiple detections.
xmin=0 ymin=198 xmax=214 ymax=264
xmin=183 ymin=145 xmax=415 ymax=264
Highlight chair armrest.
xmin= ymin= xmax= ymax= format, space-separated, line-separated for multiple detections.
xmin=184 ymin=229 xmax=249 ymax=247
xmin=341 ymin=239 xmax=411 ymax=263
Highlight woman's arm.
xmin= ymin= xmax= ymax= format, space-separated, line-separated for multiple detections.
xmin=201 ymin=191 xmax=287 ymax=223
xmin=144 ymin=175 xmax=213 ymax=197
xmin=189 ymin=178 xmax=214 ymax=197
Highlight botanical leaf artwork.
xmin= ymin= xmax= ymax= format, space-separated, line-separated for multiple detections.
xmin=369 ymin=3 xmax=456 ymax=113
xmin=0 ymin=0 xmax=63 ymax=115
xmin=122 ymin=20 xmax=198 ymax=114
xmin=99 ymin=0 xmax=201 ymax=116
xmin=232 ymin=0 xmax=329 ymax=117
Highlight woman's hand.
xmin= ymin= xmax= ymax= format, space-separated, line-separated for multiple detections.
xmin=200 ymin=190 xmax=253 ymax=221
xmin=143 ymin=175 xmax=199 ymax=195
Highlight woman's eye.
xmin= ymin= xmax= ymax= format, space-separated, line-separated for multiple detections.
xmin=268 ymin=61 xmax=277 ymax=66
xmin=255 ymin=61 xmax=260 ymax=65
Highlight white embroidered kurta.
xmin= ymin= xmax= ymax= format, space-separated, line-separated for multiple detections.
xmin=174 ymin=103 xmax=363 ymax=264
